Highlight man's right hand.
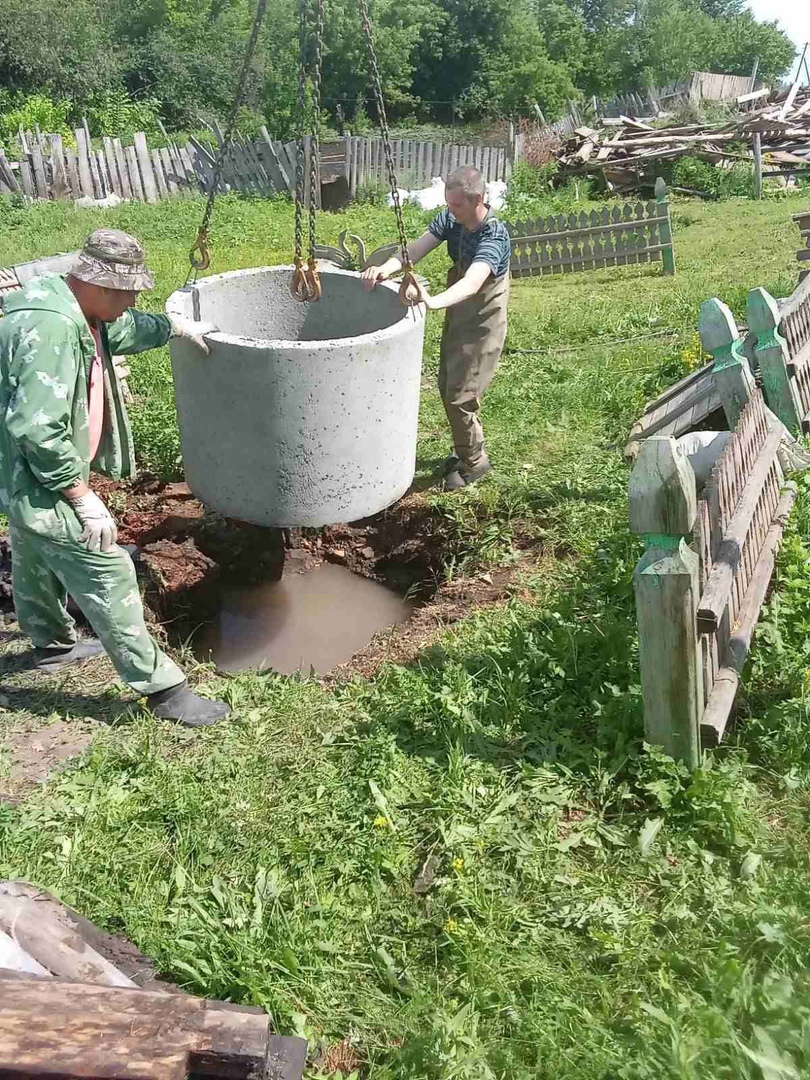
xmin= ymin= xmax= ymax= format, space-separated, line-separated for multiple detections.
xmin=360 ymin=265 xmax=388 ymax=292
xmin=65 ymin=489 xmax=118 ymax=552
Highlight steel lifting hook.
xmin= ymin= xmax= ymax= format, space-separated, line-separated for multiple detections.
xmin=399 ymin=269 xmax=420 ymax=307
xmin=189 ymin=228 xmax=211 ymax=272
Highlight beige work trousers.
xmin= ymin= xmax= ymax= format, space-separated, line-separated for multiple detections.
xmin=438 ymin=265 xmax=510 ymax=471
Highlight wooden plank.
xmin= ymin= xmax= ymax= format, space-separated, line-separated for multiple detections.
xmin=102 ymin=137 xmax=120 ymax=195
xmin=0 ymin=150 xmax=20 ymax=194
xmin=112 ymin=139 xmax=131 ymax=200
xmin=178 ymin=145 xmax=199 ymax=192
xmin=0 ymin=975 xmax=305 ymax=1080
xmin=151 ymin=149 xmax=168 ymax=199
xmin=74 ymin=127 xmax=95 ymax=198
xmin=63 ymin=147 xmax=81 ymax=199
xmin=124 ymin=144 xmax=145 ymax=201
xmin=18 ymin=158 xmax=35 ymax=199
xmin=134 ymin=132 xmax=159 ymax=203
xmin=159 ymin=147 xmax=177 ymax=195
xmin=29 ymin=145 xmax=48 ymax=199
xmin=258 ymin=126 xmax=289 ymax=191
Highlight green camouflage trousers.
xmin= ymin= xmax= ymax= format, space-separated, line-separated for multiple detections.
xmin=9 ymin=514 xmax=185 ymax=696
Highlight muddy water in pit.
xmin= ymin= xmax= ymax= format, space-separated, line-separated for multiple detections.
xmin=194 ymin=562 xmax=417 ymax=674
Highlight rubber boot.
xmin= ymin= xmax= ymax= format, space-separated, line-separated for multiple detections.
xmin=34 ymin=639 xmax=106 ymax=672
xmin=146 ymin=681 xmax=230 ymax=728
xmin=444 ymin=460 xmax=493 ymax=491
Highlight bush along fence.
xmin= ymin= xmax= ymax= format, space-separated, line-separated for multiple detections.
xmin=795 ymin=209 xmax=810 ymax=284
xmin=508 ymin=177 xmax=674 ymax=278
xmin=0 ymin=123 xmax=514 ymax=205
xmin=628 ymin=272 xmax=810 ymax=765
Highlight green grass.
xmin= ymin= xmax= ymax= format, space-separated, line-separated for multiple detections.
xmin=2 ymin=190 xmax=810 ymax=1077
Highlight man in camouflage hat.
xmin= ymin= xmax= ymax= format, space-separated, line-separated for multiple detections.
xmin=0 ymin=228 xmax=229 ymax=727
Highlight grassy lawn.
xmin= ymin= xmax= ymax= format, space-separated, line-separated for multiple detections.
xmin=3 ymin=189 xmax=810 ymax=1078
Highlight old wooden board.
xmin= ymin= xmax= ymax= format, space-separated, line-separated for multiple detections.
xmin=625 ymin=361 xmax=723 ymax=457
xmin=0 ymin=974 xmax=306 ymax=1080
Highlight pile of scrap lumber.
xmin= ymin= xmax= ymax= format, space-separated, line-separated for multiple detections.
xmin=0 ymin=880 xmax=307 ymax=1079
xmin=556 ymin=81 xmax=810 ymax=194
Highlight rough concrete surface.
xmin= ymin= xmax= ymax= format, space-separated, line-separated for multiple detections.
xmin=166 ymin=266 xmax=426 ymax=527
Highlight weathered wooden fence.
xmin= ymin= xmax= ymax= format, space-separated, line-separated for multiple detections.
xmin=326 ymin=135 xmax=512 ymax=196
xmin=795 ymin=209 xmax=810 ymax=283
xmin=0 ymin=124 xmax=513 ymax=204
xmin=508 ymin=177 xmax=674 ymax=278
xmin=0 ymin=123 xmax=304 ymax=203
xmin=628 ymin=273 xmax=810 ymax=763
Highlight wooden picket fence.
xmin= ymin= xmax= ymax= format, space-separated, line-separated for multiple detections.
xmin=508 ymin=176 xmax=675 ymax=278
xmin=628 ymin=271 xmax=810 ymax=764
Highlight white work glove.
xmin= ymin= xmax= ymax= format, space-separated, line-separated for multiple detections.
xmin=169 ymin=315 xmax=217 ymax=356
xmin=69 ymin=491 xmax=118 ymax=552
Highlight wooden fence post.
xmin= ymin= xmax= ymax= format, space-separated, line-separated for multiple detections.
xmin=747 ymin=286 xmax=802 ymax=433
xmin=699 ymin=297 xmax=754 ymax=428
xmin=655 ymin=177 xmax=675 ymax=275
xmin=630 ymin=436 xmax=702 ymax=767
xmin=753 ymin=132 xmax=763 ymax=200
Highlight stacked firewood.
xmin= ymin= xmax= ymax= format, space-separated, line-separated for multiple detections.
xmin=554 ymin=82 xmax=810 ymax=194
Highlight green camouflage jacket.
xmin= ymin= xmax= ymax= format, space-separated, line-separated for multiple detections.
xmin=0 ymin=273 xmax=171 ymax=529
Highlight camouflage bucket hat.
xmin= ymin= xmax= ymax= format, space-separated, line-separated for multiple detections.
xmin=71 ymin=228 xmax=155 ymax=291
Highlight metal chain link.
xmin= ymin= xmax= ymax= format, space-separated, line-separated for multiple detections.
xmin=357 ymin=0 xmax=412 ymax=274
xmin=188 ymin=0 xmax=269 ymax=282
xmin=293 ymin=0 xmax=309 ymax=271
xmin=308 ymin=0 xmax=325 ymax=262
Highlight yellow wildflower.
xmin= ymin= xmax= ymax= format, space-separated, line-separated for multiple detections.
xmin=452 ymin=857 xmax=465 ymax=872
xmin=373 ymin=815 xmax=389 ymax=829
xmin=444 ymin=918 xmax=458 ymax=933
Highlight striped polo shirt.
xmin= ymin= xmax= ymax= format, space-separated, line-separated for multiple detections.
xmin=427 ymin=207 xmax=512 ymax=279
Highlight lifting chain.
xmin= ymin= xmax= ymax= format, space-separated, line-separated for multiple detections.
xmin=357 ymin=0 xmax=418 ymax=307
xmin=291 ymin=0 xmax=325 ymax=302
xmin=187 ymin=0 xmax=270 ymax=284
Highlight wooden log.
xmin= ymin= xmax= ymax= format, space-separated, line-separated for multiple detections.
xmin=0 ymin=975 xmax=306 ymax=1080
xmin=74 ymin=127 xmax=95 ymax=198
xmin=654 ymin=177 xmax=675 ymax=275
xmin=747 ymin=286 xmax=803 ymax=432
xmin=630 ymin=436 xmax=702 ymax=767
xmin=0 ymin=886 xmax=136 ymax=987
xmin=113 ymin=139 xmax=132 ymax=200
xmin=700 ymin=297 xmax=755 ymax=428
xmin=134 ymin=132 xmax=159 ymax=203
xmin=49 ymin=136 xmax=69 ymax=200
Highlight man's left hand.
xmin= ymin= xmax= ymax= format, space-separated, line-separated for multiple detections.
xmin=413 ymin=280 xmax=435 ymax=310
xmin=169 ymin=315 xmax=218 ymax=355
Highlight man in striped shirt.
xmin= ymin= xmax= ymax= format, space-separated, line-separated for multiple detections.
xmin=362 ymin=166 xmax=511 ymax=490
